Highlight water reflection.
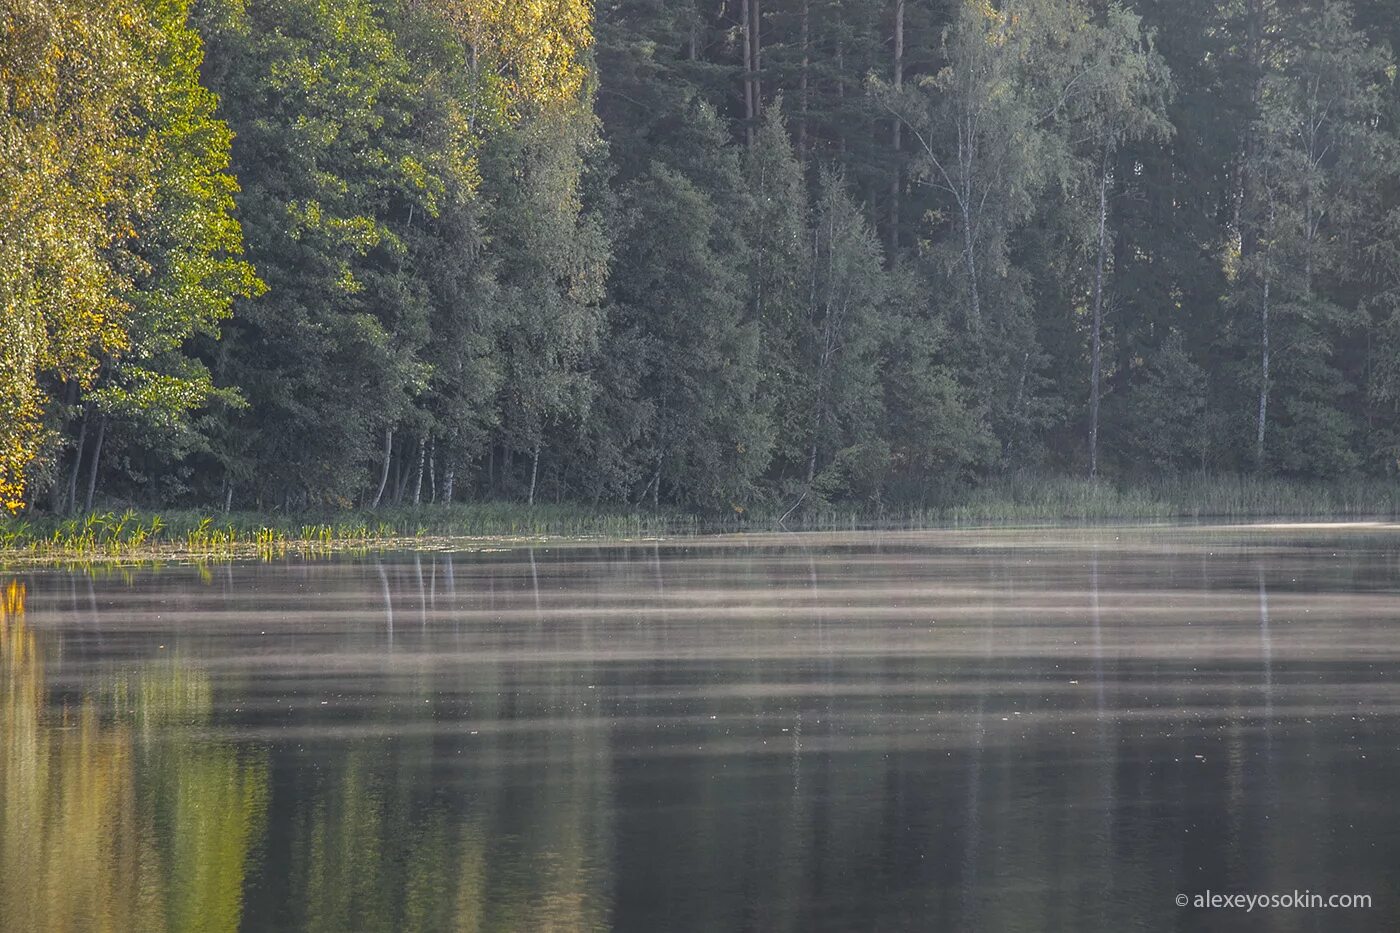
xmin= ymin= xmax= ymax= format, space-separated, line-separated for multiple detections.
xmin=0 ymin=581 xmax=266 ymax=933
xmin=4 ymin=527 xmax=1400 ymax=931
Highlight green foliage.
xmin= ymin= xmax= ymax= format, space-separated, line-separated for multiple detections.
xmin=1112 ymin=332 xmax=1208 ymax=472
xmin=610 ymin=140 xmax=768 ymax=505
xmin=796 ymin=170 xmax=893 ymax=502
xmin=1227 ymin=0 xmax=1392 ymax=476
xmin=6 ymin=0 xmax=1400 ymax=516
xmin=483 ymin=97 xmax=609 ymax=488
xmin=0 ymin=0 xmax=258 ymax=512
xmin=93 ymin=0 xmax=263 ymax=488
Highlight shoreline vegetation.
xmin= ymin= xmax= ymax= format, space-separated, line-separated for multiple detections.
xmin=6 ymin=475 xmax=1400 ymax=564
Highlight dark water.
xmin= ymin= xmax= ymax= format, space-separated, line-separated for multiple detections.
xmin=4 ymin=526 xmax=1400 ymax=932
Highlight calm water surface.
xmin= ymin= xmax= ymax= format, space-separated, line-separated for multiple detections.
xmin=4 ymin=526 xmax=1400 ymax=931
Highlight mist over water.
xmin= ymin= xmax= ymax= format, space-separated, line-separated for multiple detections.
xmin=4 ymin=526 xmax=1400 ymax=931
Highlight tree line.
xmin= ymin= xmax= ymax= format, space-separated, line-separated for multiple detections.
xmin=3 ymin=0 xmax=1399 ymax=514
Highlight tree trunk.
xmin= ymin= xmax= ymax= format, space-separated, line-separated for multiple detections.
xmin=412 ymin=435 xmax=426 ymax=505
xmin=798 ymin=0 xmax=809 ymax=160
xmin=809 ymin=346 xmax=833 ymax=485
xmin=51 ymin=383 xmax=77 ymax=511
xmin=394 ymin=436 xmax=413 ymax=504
xmin=427 ymin=439 xmax=436 ymax=504
xmin=889 ymin=0 xmax=904 ymax=254
xmin=751 ymin=0 xmax=762 ymax=116
xmin=527 ymin=442 xmax=541 ymax=506
xmin=1089 ymin=150 xmax=1110 ymax=479
xmin=224 ymin=481 xmax=233 ymax=514
xmin=962 ymin=204 xmax=981 ymax=323
xmin=835 ymin=19 xmax=846 ymax=157
xmin=809 ymin=212 xmax=838 ymax=486
xmin=740 ymin=0 xmax=754 ymax=146
xmin=439 ymin=435 xmax=455 ymax=503
xmin=652 ymin=452 xmax=661 ymax=509
xmin=372 ymin=427 xmax=393 ymax=508
xmin=1232 ymin=0 xmax=1266 ymax=249
xmin=392 ymin=438 xmax=404 ymax=504
xmin=1256 ymin=270 xmax=1271 ymax=468
xmin=67 ymin=412 xmax=88 ymax=514
xmin=1304 ymin=200 xmax=1313 ymax=295
xmin=84 ymin=418 xmax=106 ymax=513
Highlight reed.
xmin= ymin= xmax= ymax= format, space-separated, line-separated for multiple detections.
xmin=758 ymin=474 xmax=1400 ymax=528
xmin=0 ymin=503 xmax=690 ymax=562
xmin=4 ymin=476 xmax=1400 ymax=562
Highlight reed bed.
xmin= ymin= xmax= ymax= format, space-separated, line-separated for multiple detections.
xmin=0 ymin=504 xmax=691 ymax=563
xmin=760 ymin=475 xmax=1400 ymax=528
xmin=5 ymin=476 xmax=1400 ymax=562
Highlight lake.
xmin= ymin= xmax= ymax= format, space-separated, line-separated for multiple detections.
xmin=3 ymin=526 xmax=1399 ymax=931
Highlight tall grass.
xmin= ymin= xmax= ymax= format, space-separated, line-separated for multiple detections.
xmin=758 ymin=474 xmax=1400 ymax=528
xmin=4 ymin=475 xmax=1400 ymax=561
xmin=0 ymin=503 xmax=693 ymax=562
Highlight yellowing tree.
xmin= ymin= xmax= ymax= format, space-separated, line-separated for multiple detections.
xmin=439 ymin=0 xmax=593 ymax=114
xmin=0 ymin=0 xmax=149 ymax=510
xmin=2 ymin=0 xmax=255 ymax=513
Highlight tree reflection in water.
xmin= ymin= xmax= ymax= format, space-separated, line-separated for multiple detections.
xmin=1 ymin=579 xmax=267 ymax=933
xmin=8 ymin=529 xmax=1400 ymax=932
xmin=0 ymin=573 xmax=613 ymax=933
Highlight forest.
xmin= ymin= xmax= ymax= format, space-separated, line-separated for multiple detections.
xmin=3 ymin=0 xmax=1400 ymax=516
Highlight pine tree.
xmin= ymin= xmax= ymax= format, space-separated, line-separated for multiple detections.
xmin=607 ymin=103 xmax=770 ymax=506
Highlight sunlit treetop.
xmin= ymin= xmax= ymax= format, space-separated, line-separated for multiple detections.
xmin=437 ymin=0 xmax=593 ymax=115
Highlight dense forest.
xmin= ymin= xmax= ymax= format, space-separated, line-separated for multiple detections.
xmin=3 ymin=0 xmax=1399 ymax=515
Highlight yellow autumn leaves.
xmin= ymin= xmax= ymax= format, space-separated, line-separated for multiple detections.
xmin=1 ymin=0 xmax=149 ymax=512
xmin=443 ymin=0 xmax=594 ymax=113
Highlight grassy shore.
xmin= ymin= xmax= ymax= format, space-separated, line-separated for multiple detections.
xmin=4 ymin=475 xmax=1400 ymax=562
xmin=0 ymin=503 xmax=693 ymax=563
xmin=784 ymin=474 xmax=1400 ymax=528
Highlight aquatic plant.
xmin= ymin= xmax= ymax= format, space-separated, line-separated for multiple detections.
xmin=4 ymin=475 xmax=1400 ymax=564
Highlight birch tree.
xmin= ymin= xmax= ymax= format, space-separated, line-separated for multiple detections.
xmin=800 ymin=169 xmax=891 ymax=501
xmin=1068 ymin=4 xmax=1171 ymax=477
xmin=885 ymin=0 xmax=1103 ymax=458
xmin=1240 ymin=0 xmax=1389 ymax=472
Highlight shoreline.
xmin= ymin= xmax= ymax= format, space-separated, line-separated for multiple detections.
xmin=8 ymin=521 xmax=1400 ymax=567
xmin=7 ymin=474 xmax=1400 ymax=564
